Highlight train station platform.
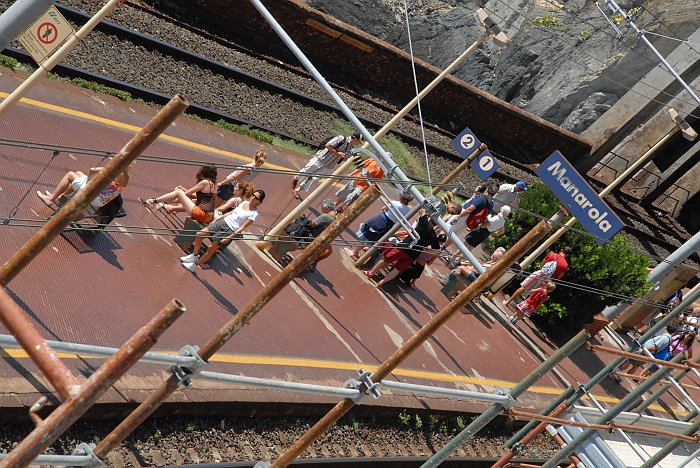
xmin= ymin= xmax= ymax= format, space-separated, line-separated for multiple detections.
xmin=0 ymin=69 xmax=695 ymax=427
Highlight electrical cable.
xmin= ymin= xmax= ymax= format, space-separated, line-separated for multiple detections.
xmin=0 ymin=209 xmax=695 ymax=310
xmin=402 ymin=0 xmax=432 ymax=188
xmin=485 ymin=1 xmax=700 ymax=119
xmin=0 ymin=137 xmax=695 ymax=273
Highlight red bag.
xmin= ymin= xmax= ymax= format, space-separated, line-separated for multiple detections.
xmin=466 ymin=207 xmax=489 ymax=230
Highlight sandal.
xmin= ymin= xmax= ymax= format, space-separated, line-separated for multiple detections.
xmin=37 ymin=191 xmax=54 ymax=206
xmin=139 ymin=197 xmax=156 ymax=206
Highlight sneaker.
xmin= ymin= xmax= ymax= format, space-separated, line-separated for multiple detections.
xmin=508 ymin=315 xmax=518 ymax=324
xmin=181 ymin=261 xmax=197 ymax=272
xmin=180 ymin=253 xmax=198 ymax=263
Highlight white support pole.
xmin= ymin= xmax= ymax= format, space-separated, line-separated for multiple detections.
xmin=0 ymin=0 xmax=52 ymax=50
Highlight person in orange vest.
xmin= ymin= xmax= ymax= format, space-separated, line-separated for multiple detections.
xmin=334 ymin=157 xmax=384 ymax=212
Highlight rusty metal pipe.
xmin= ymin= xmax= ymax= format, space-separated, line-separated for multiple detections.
xmin=0 ymin=94 xmax=189 ymax=286
xmin=492 ymin=400 xmax=572 ymax=468
xmin=549 ymin=433 xmax=583 ymax=467
xmin=587 ymin=343 xmax=690 ymax=370
xmin=0 ymin=299 xmax=184 ymax=468
xmin=509 ymin=409 xmax=700 ymax=444
xmin=273 ymin=218 xmax=556 ymax=467
xmin=93 ymin=187 xmax=382 ymax=458
xmin=0 ymin=287 xmax=80 ymax=400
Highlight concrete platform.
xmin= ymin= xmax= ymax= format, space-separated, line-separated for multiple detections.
xmin=0 ymin=70 xmax=696 ymax=427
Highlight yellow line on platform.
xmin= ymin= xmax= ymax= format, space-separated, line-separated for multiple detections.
xmin=0 ymin=91 xmax=292 ymax=171
xmin=0 ymin=347 xmax=672 ymax=412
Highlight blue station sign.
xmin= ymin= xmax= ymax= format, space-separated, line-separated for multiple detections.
xmin=470 ymin=148 xmax=500 ymax=180
xmin=535 ymin=151 xmax=623 ymax=244
xmin=452 ymin=127 xmax=481 ymax=160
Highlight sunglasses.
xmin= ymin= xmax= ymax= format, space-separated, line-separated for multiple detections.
xmin=253 ymin=194 xmax=263 ymax=202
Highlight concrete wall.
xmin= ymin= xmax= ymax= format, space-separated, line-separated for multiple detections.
xmin=172 ymin=0 xmax=591 ymax=162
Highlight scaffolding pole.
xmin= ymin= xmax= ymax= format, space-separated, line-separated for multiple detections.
xmin=542 ymin=352 xmax=686 ymax=468
xmin=247 ymin=0 xmax=494 ymax=274
xmin=638 ymin=414 xmax=700 ymax=467
xmin=495 ymin=283 xmax=700 ymax=463
xmin=0 ymin=299 xmax=185 ymax=468
xmin=93 ymin=186 xmax=382 ymax=459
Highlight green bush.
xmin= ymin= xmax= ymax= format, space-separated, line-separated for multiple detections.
xmin=0 ymin=54 xmax=19 ymax=70
xmin=488 ymin=183 xmax=650 ymax=334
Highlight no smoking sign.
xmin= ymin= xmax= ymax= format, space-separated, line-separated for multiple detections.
xmin=19 ymin=6 xmax=74 ymax=64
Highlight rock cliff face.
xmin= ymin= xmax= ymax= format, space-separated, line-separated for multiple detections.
xmin=308 ymin=0 xmax=700 ymax=134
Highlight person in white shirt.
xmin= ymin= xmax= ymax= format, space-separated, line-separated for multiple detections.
xmin=464 ymin=205 xmax=511 ymax=250
xmin=180 ymin=190 xmax=265 ymax=272
xmin=492 ymin=181 xmax=527 ymax=211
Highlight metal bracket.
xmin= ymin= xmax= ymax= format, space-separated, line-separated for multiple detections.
xmin=168 ymin=345 xmax=207 ymax=388
xmin=496 ymin=388 xmax=516 ymax=409
xmin=423 ymin=195 xmax=446 ymax=218
xmin=71 ymin=442 xmax=102 ymax=468
xmin=510 ymin=440 xmax=523 ymax=454
xmin=344 ymin=369 xmax=382 ymax=404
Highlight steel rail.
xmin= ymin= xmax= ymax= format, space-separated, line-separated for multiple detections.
xmin=11 ymin=3 xmax=478 ymax=169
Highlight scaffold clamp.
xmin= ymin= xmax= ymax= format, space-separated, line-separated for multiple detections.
xmin=168 ymin=345 xmax=207 ymax=388
xmin=71 ymin=442 xmax=102 ymax=468
xmin=496 ymin=388 xmax=516 ymax=409
xmin=344 ymin=369 xmax=382 ymax=403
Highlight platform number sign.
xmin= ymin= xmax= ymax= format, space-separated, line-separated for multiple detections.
xmin=470 ymin=149 xmax=500 ymax=180
xmin=452 ymin=127 xmax=482 ymax=160
xmin=18 ymin=6 xmax=74 ymax=64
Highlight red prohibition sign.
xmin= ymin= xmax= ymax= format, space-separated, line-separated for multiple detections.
xmin=37 ymin=22 xmax=57 ymax=44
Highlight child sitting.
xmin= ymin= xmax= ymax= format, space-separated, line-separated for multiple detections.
xmin=509 ymin=281 xmax=556 ymax=324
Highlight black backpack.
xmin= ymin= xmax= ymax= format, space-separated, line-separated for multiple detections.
xmin=317 ymin=135 xmax=347 ymax=152
xmin=284 ymin=215 xmax=313 ymax=247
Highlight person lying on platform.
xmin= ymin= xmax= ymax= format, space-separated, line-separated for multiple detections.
xmin=286 ymin=199 xmax=337 ymax=272
xmin=180 ymin=189 xmax=265 ymax=272
xmin=140 ymin=165 xmax=217 ymax=225
xmin=36 ymin=164 xmax=133 ymax=220
xmin=215 ymin=149 xmax=266 ymax=207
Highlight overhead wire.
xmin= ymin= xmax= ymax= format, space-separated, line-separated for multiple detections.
xmin=0 ymin=136 xmax=697 ymax=275
xmin=0 ymin=213 xmax=685 ymax=310
xmin=402 ymin=0 xmax=433 ymax=188
xmin=484 ymin=0 xmax=700 ymax=119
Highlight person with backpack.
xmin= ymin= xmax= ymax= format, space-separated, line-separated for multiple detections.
xmin=291 ymin=133 xmax=363 ymax=197
xmin=638 ymin=329 xmax=695 ymax=378
xmin=618 ymin=327 xmax=675 ymax=378
xmin=283 ymin=199 xmax=337 ymax=272
xmin=464 ymin=205 xmax=511 ymax=251
xmin=442 ymin=184 xmax=497 ymax=249
xmin=503 ymin=246 xmax=571 ymax=309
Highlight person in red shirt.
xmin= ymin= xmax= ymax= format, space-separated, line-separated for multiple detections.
xmin=503 ymin=246 xmax=571 ymax=309
xmin=334 ymin=157 xmax=384 ymax=212
xmin=509 ymin=282 xmax=556 ymax=323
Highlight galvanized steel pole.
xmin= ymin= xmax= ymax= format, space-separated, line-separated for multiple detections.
xmin=254 ymin=25 xmax=495 ymax=251
xmin=94 ymin=187 xmax=382 ymax=458
xmin=272 ymin=218 xmax=558 ymax=467
xmin=541 ymin=352 xmax=687 ymax=468
xmin=495 ymin=282 xmax=700 ymax=462
xmin=354 ymin=143 xmax=486 ymax=268
xmin=0 ymin=94 xmax=189 ymax=285
xmin=0 ymin=299 xmax=185 ymax=468
xmin=0 ymin=0 xmax=52 ymax=50
xmin=424 ymin=330 xmax=591 ymax=467
xmin=0 ymin=0 xmax=125 ymax=119
xmin=248 ymin=0 xmax=491 ymax=273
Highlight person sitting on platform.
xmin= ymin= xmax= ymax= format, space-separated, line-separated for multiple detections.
xmin=215 ymin=149 xmax=266 ymax=207
xmin=286 ymin=199 xmax=337 ymax=272
xmin=37 ymin=164 xmax=133 ymax=220
xmin=215 ymin=180 xmax=255 ymax=217
xmin=334 ymin=157 xmax=384 ymax=212
xmin=344 ymin=194 xmax=413 ymax=259
xmin=140 ymin=165 xmax=217 ymax=225
xmin=180 ymin=189 xmax=265 ymax=272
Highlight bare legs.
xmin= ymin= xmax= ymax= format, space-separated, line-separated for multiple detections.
xmin=37 ymin=170 xmax=85 ymax=205
xmin=154 ymin=189 xmax=196 ymax=214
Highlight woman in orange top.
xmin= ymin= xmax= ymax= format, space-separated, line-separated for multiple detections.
xmin=140 ymin=165 xmax=217 ymax=224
